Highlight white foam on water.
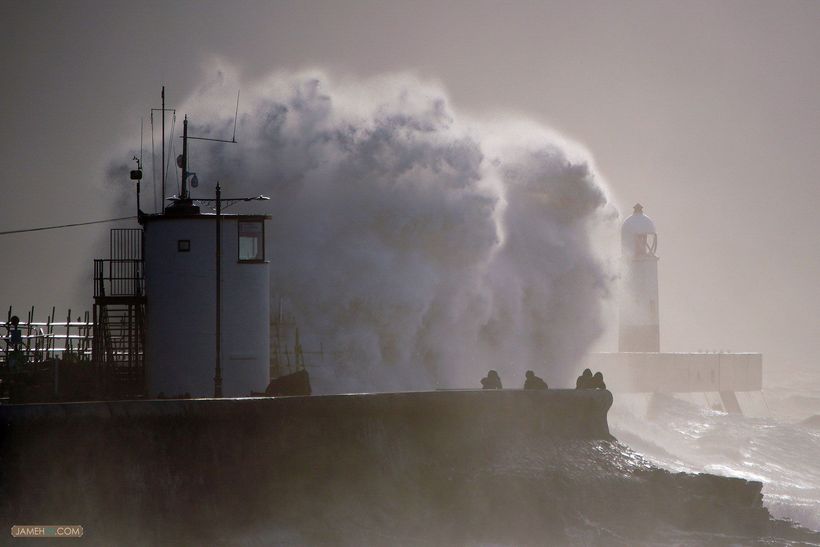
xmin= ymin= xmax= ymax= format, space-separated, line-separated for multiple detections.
xmin=609 ymin=391 xmax=820 ymax=532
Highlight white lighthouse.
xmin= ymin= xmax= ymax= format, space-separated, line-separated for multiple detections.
xmin=585 ymin=202 xmax=762 ymax=414
xmin=619 ymin=203 xmax=660 ymax=352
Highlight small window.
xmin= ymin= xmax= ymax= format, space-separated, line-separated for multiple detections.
xmin=178 ymin=239 xmax=191 ymax=252
xmin=238 ymin=220 xmax=264 ymax=262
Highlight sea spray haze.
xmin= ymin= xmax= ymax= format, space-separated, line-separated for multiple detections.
xmin=175 ymin=69 xmax=616 ymax=392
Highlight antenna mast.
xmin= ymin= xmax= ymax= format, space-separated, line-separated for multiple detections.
xmin=181 ymin=116 xmax=189 ymax=200
xmin=232 ymin=89 xmax=240 ymax=143
xmin=151 ymin=86 xmax=177 ymax=211
xmin=161 ymin=86 xmax=165 ymax=209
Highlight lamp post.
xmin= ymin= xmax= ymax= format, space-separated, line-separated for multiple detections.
xmin=197 ymin=187 xmax=268 ymax=399
xmin=215 ymin=183 xmax=223 ymax=398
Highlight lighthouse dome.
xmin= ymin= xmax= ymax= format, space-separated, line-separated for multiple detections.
xmin=621 ymin=203 xmax=656 ymax=236
xmin=621 ymin=203 xmax=657 ymax=257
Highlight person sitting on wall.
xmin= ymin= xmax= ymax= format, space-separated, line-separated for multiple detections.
xmin=481 ymin=370 xmax=502 ymax=389
xmin=523 ymin=370 xmax=548 ymax=390
xmin=576 ymin=368 xmax=593 ymax=389
xmin=592 ymin=371 xmax=607 ymax=390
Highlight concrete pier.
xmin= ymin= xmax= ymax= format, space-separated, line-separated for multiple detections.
xmin=1 ymin=389 xmax=803 ymax=545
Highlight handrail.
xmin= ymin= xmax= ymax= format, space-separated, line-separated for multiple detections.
xmin=93 ymin=259 xmax=144 ymax=297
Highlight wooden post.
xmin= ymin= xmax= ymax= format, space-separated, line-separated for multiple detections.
xmin=92 ymin=305 xmax=98 ymax=371
xmin=65 ymin=309 xmax=72 ymax=359
xmin=25 ymin=307 xmax=33 ymax=363
xmin=54 ymin=358 xmax=60 ymax=399
xmin=4 ymin=306 xmax=11 ymax=365
xmin=128 ymin=303 xmax=134 ymax=375
xmin=48 ymin=306 xmax=55 ymax=360
xmin=83 ymin=310 xmax=91 ymax=360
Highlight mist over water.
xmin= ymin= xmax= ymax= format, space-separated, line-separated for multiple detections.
xmin=177 ymin=69 xmax=616 ymax=393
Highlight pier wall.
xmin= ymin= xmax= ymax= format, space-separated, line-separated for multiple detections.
xmin=0 ymin=389 xmax=798 ymax=545
xmin=0 ymin=390 xmax=611 ymax=542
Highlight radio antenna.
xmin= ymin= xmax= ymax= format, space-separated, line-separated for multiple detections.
xmin=139 ymin=117 xmax=144 ymax=173
xmin=151 ymin=86 xmax=176 ymax=210
xmin=186 ymin=89 xmax=241 ymax=144
xmin=232 ymin=89 xmax=240 ymax=143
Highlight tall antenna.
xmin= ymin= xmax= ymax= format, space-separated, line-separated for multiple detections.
xmin=139 ymin=117 xmax=143 ymax=170
xmin=161 ymin=86 xmax=165 ymax=207
xmin=232 ymin=89 xmax=240 ymax=143
xmin=181 ymin=116 xmax=189 ymax=199
xmin=151 ymin=86 xmax=175 ymax=213
xmin=167 ymin=95 xmax=241 ymax=210
xmin=185 ymin=89 xmax=241 ymax=144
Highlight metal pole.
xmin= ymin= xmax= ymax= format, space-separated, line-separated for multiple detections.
xmin=161 ymin=86 xmax=165 ymax=211
xmin=214 ymin=183 xmax=223 ymax=398
xmin=181 ymin=116 xmax=188 ymax=200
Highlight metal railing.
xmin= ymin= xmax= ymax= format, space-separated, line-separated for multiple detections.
xmin=2 ymin=306 xmax=93 ymax=368
xmin=94 ymin=259 xmax=144 ymax=297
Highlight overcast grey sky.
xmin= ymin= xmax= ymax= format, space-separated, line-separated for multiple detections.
xmin=1 ymin=0 xmax=818 ymax=381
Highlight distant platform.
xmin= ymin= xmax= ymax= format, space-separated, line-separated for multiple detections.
xmin=586 ymin=352 xmax=762 ymax=393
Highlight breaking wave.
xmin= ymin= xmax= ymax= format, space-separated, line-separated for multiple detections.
xmin=171 ymin=68 xmax=617 ymax=392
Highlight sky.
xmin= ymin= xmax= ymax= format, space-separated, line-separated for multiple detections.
xmin=1 ymin=0 xmax=818 ymax=383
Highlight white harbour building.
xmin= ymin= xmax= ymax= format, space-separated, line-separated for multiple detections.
xmin=143 ymin=212 xmax=270 ymax=398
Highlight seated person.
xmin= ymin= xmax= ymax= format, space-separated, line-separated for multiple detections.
xmin=592 ymin=371 xmax=607 ymax=390
xmin=481 ymin=370 xmax=503 ymax=389
xmin=576 ymin=368 xmax=593 ymax=389
xmin=523 ymin=370 xmax=548 ymax=390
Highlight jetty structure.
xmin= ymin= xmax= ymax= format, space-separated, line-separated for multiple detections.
xmin=586 ymin=204 xmax=763 ymax=413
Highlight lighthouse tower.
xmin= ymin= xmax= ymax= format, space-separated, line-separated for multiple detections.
xmin=586 ymin=202 xmax=761 ymax=412
xmin=619 ymin=203 xmax=660 ymax=352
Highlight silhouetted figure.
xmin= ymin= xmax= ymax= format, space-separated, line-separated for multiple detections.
xmin=481 ymin=370 xmax=502 ymax=389
xmin=592 ymin=371 xmax=607 ymax=390
xmin=5 ymin=315 xmax=22 ymax=350
xmin=523 ymin=370 xmax=548 ymax=390
xmin=576 ymin=368 xmax=593 ymax=389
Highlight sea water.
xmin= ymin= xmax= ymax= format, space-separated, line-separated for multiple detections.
xmin=609 ymin=371 xmax=820 ymax=532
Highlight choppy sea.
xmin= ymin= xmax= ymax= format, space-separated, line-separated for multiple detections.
xmin=609 ymin=368 xmax=820 ymax=534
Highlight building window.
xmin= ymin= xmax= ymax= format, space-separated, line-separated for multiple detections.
xmin=238 ymin=220 xmax=264 ymax=262
xmin=178 ymin=239 xmax=191 ymax=252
